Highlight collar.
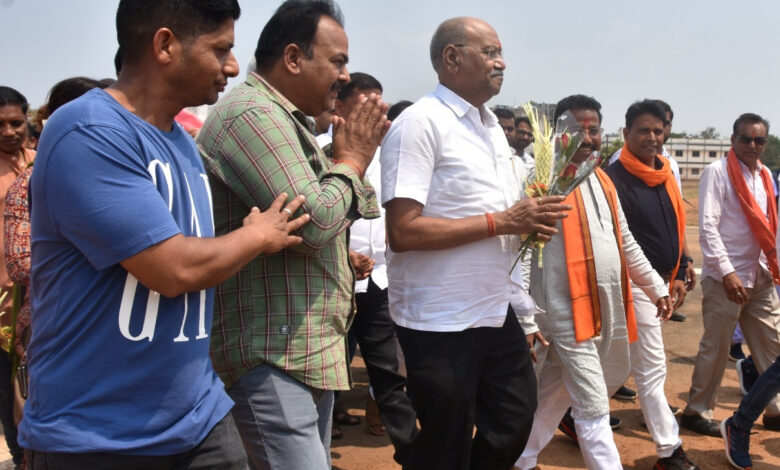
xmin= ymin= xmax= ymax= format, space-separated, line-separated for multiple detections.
xmin=247 ymin=72 xmax=311 ymax=131
xmin=433 ymin=84 xmax=497 ymax=127
xmin=732 ymin=149 xmax=764 ymax=175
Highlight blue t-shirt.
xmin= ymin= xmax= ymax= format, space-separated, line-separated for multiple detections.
xmin=20 ymin=89 xmax=233 ymax=455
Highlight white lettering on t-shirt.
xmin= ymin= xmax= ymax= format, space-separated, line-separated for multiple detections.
xmin=116 ymin=160 xmax=210 ymax=343
xmin=118 ymin=274 xmax=160 ymax=342
xmin=148 ymin=160 xmax=174 ymax=212
xmin=200 ymin=173 xmax=215 ymax=234
xmin=174 ymin=173 xmax=209 ymax=342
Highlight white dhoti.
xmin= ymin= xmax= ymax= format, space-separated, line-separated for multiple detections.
xmin=517 ymin=175 xmax=667 ymax=469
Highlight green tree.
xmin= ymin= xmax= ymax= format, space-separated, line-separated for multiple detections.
xmin=599 ymin=138 xmax=623 ymax=168
xmin=697 ymin=127 xmax=720 ymax=139
xmin=761 ymin=134 xmax=780 ymax=169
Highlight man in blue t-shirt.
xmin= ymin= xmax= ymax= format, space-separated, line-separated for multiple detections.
xmin=19 ymin=1 xmax=309 ymax=467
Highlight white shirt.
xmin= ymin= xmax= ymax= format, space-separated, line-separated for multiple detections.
xmin=699 ymin=157 xmax=769 ymax=288
xmin=609 ymin=146 xmax=682 ymax=190
xmin=316 ymin=126 xmax=386 ymax=293
xmin=380 ymin=84 xmax=534 ymax=332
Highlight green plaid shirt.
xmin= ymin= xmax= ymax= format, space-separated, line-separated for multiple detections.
xmin=198 ymin=73 xmax=378 ymax=390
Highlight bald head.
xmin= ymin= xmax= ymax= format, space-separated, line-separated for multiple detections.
xmin=430 ymin=17 xmax=470 ymax=71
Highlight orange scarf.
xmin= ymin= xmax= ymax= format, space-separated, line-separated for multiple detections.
xmin=562 ymin=168 xmax=638 ymax=343
xmin=618 ymin=146 xmax=686 ymax=288
xmin=726 ymin=149 xmax=780 ymax=284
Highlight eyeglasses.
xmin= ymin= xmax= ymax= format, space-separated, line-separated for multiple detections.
xmin=583 ymin=127 xmax=603 ymax=138
xmin=738 ymin=134 xmax=767 ymax=146
xmin=453 ymin=44 xmax=503 ymax=60
xmin=516 ymin=130 xmax=535 ymax=142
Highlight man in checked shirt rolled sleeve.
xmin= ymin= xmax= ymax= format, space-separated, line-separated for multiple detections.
xmin=197 ymin=1 xmax=389 ymax=469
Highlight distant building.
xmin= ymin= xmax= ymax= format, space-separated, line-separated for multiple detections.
xmin=665 ymin=137 xmax=731 ymax=181
xmin=502 ymin=107 xmax=734 ymax=182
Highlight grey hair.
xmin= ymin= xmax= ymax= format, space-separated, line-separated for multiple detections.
xmin=429 ymin=17 xmax=468 ymax=71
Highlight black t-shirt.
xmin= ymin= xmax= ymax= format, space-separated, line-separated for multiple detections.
xmin=606 ymin=159 xmax=687 ymax=280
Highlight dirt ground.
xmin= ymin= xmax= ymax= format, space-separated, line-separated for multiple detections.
xmin=331 ymin=224 xmax=780 ymax=469
xmin=0 ymin=185 xmax=776 ymax=469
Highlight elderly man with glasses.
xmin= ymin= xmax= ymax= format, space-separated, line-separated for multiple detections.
xmin=682 ymin=112 xmax=780 ymax=437
xmin=381 ymin=16 xmax=569 ymax=469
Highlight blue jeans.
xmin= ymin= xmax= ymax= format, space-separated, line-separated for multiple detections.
xmin=228 ymin=365 xmax=333 ymax=470
xmin=732 ymin=354 xmax=780 ymax=431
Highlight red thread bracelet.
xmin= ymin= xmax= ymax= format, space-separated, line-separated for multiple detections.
xmin=485 ymin=212 xmax=496 ymax=237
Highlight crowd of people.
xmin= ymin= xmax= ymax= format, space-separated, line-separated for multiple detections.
xmin=0 ymin=1 xmax=779 ymax=470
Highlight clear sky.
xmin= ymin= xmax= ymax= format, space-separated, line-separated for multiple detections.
xmin=2 ymin=0 xmax=779 ymax=137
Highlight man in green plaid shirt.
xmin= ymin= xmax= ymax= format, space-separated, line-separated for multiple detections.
xmin=197 ymin=1 xmax=389 ymax=469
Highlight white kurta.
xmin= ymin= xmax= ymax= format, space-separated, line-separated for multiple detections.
xmin=519 ymin=173 xmax=666 ymax=418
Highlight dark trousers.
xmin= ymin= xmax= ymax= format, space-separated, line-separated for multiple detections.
xmin=27 ymin=413 xmax=247 ymax=470
xmin=352 ymin=279 xmax=418 ymax=465
xmin=0 ymin=352 xmax=22 ymax=466
xmin=396 ymin=309 xmax=536 ymax=470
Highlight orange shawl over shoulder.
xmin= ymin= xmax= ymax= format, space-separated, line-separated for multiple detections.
xmin=726 ymin=149 xmax=780 ymax=284
xmin=562 ymin=168 xmax=638 ymax=343
xmin=618 ymin=146 xmax=686 ymax=289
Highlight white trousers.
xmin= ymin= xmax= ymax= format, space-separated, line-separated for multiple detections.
xmin=629 ymin=284 xmax=682 ymax=458
xmin=515 ymin=351 xmax=622 ymax=469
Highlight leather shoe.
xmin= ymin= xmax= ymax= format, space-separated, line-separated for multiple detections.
xmin=613 ymin=385 xmax=637 ymax=401
xmin=653 ymin=446 xmax=699 ymax=470
xmin=681 ymin=414 xmax=720 ymax=437
xmin=763 ymin=414 xmax=780 ymax=431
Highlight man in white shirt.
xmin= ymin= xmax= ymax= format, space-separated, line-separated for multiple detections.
xmin=495 ymin=107 xmax=535 ymax=179
xmin=317 ymin=72 xmax=418 ymax=464
xmin=381 ymin=17 xmax=569 ymax=469
xmin=682 ymin=113 xmax=780 ymax=435
xmin=515 ymin=116 xmax=536 ymax=174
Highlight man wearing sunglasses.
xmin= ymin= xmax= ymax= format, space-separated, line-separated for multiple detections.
xmin=683 ymin=113 xmax=780 ymax=436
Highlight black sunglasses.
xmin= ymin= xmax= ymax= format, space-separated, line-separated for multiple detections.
xmin=738 ymin=134 xmax=767 ymax=146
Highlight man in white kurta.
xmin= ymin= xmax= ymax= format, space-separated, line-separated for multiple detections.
xmin=516 ymin=96 xmax=669 ymax=470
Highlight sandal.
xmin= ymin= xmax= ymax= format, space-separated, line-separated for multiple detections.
xmin=333 ymin=408 xmax=361 ymax=426
xmin=365 ymin=396 xmax=386 ymax=436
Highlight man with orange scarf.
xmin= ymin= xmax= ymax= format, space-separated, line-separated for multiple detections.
xmin=682 ymin=113 xmax=780 ymax=436
xmin=605 ymin=100 xmax=696 ymax=470
xmin=515 ymin=95 xmax=674 ymax=470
